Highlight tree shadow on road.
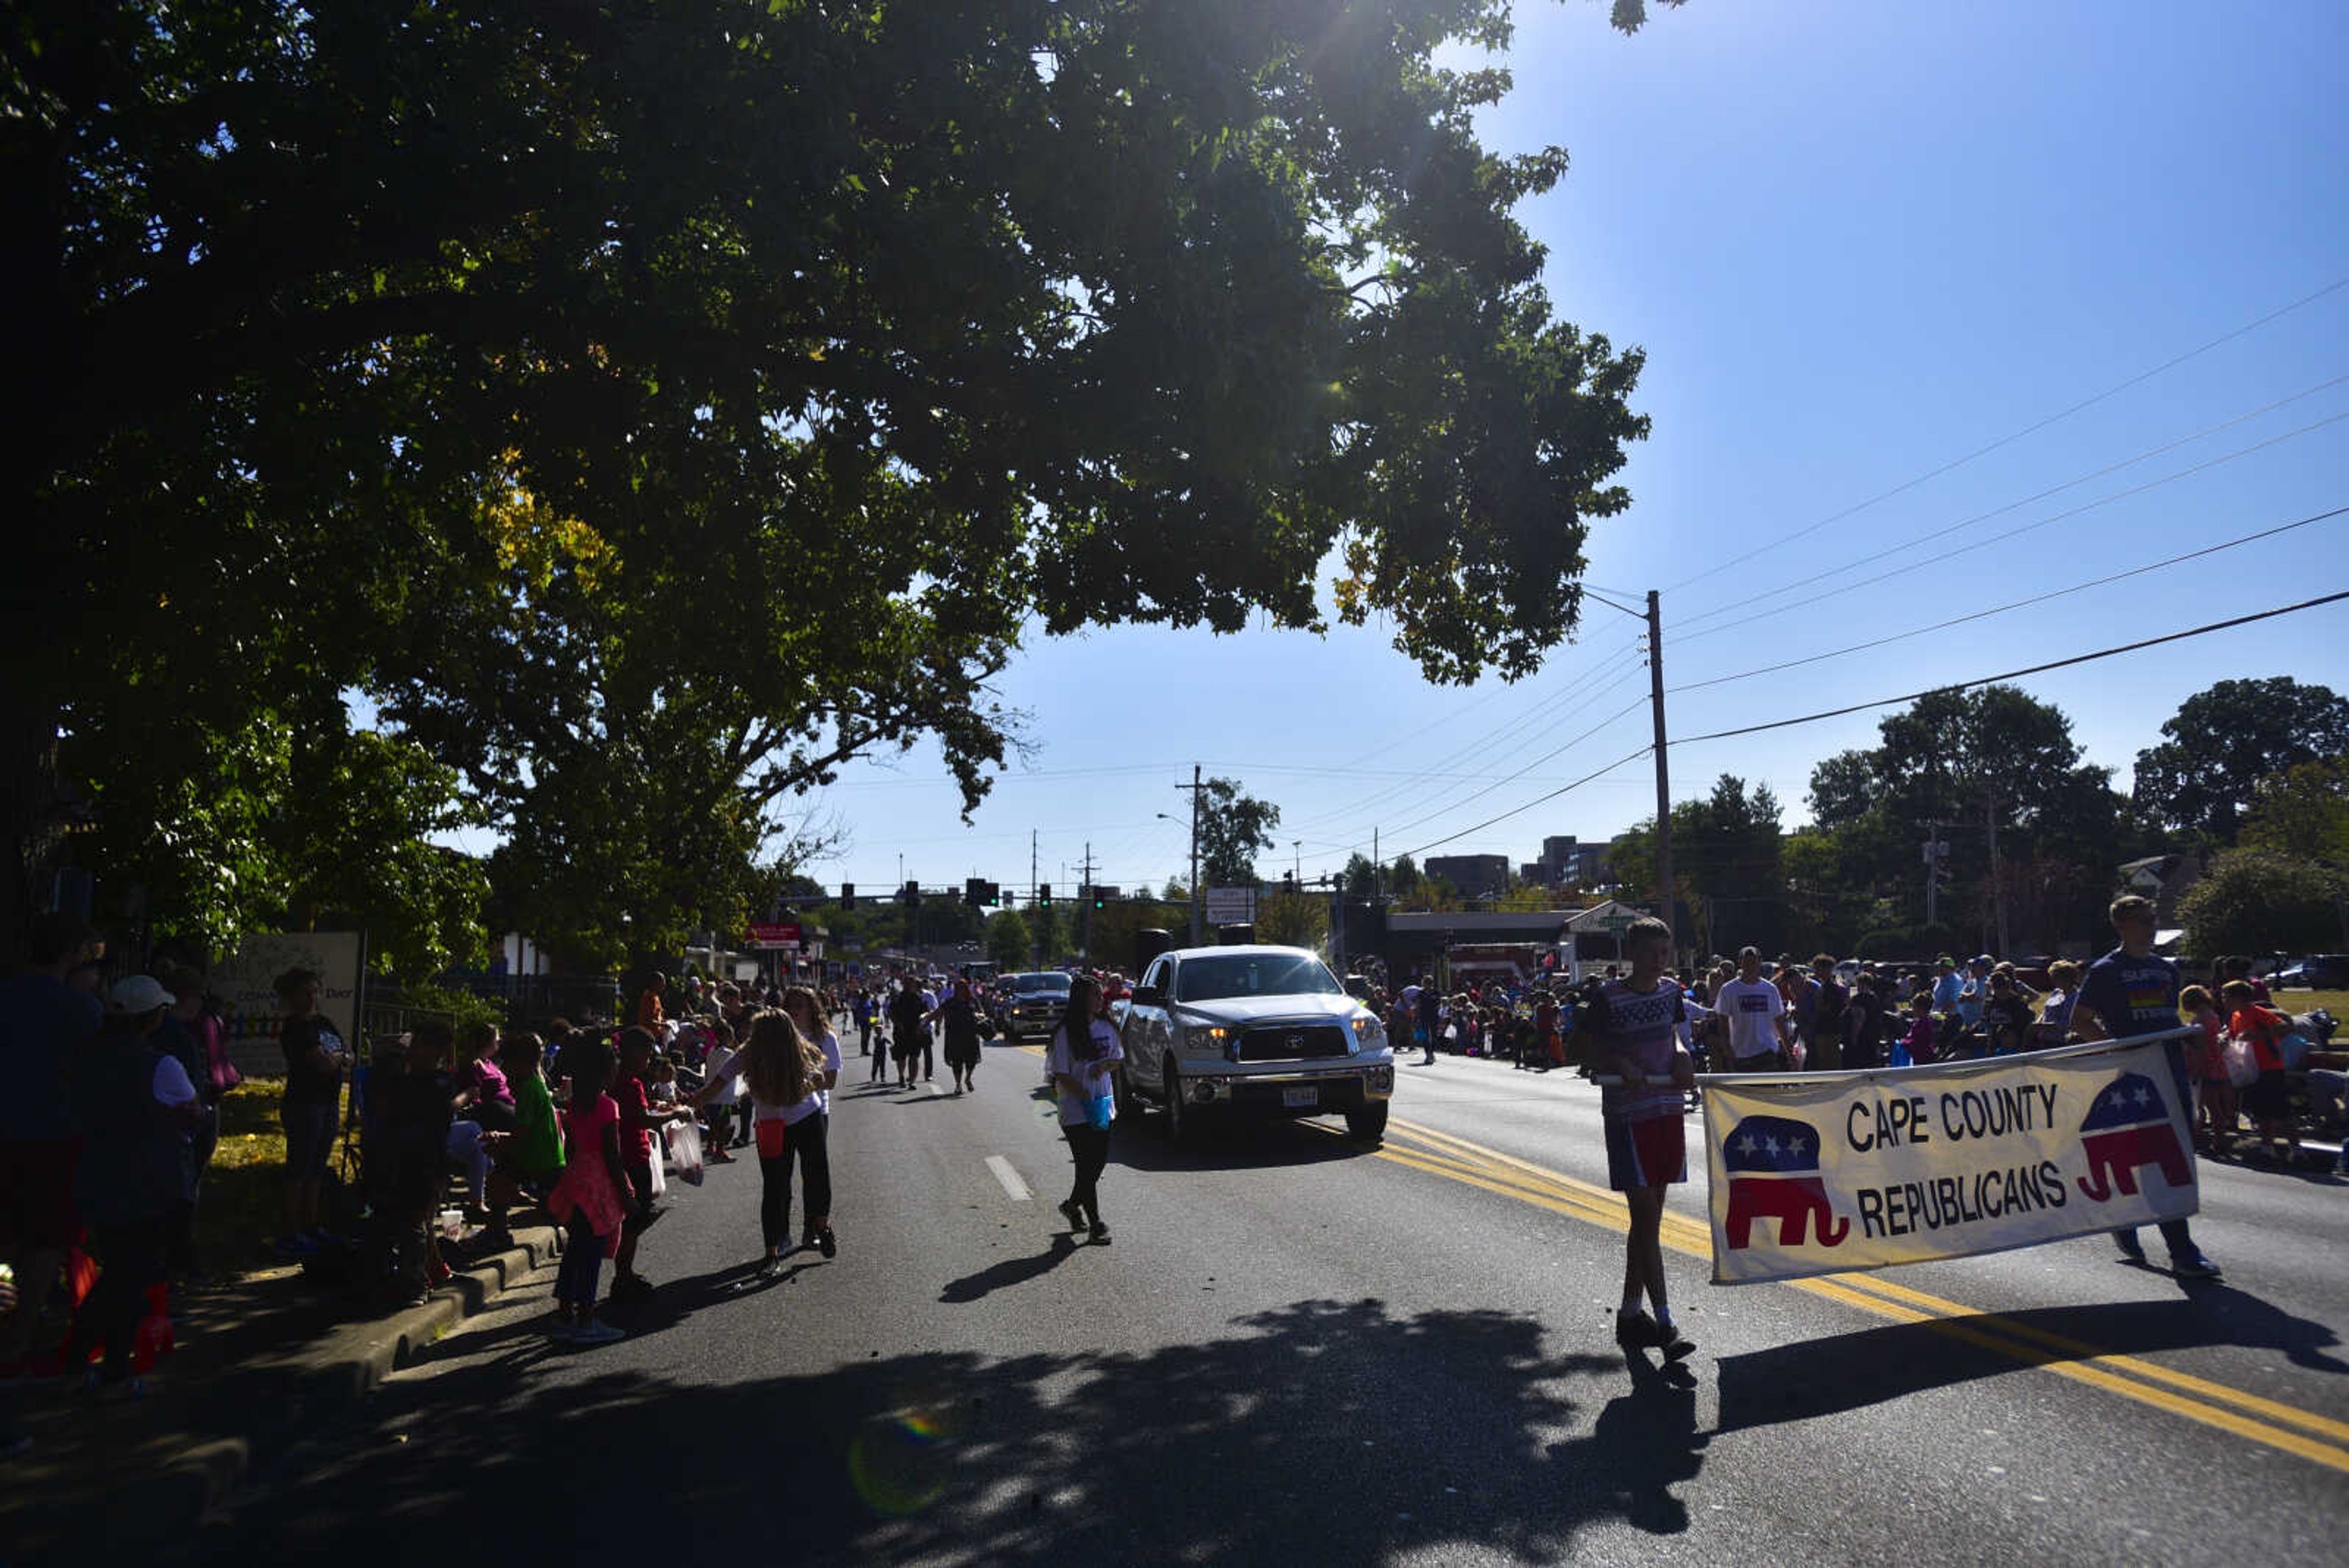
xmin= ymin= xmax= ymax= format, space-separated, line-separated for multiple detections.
xmin=198 ymin=1297 xmax=1698 ymax=1565
xmin=1718 ymin=1287 xmax=2346 ymax=1435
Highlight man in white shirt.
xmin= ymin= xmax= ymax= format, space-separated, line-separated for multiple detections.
xmin=1713 ymin=947 xmax=1792 ymax=1071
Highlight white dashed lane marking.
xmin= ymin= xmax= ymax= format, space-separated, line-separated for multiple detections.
xmin=984 ymin=1155 xmax=1033 ymax=1202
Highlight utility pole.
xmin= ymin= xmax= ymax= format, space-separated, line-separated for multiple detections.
xmin=1373 ymin=826 xmax=1381 ymax=906
xmin=1646 ymin=589 xmax=1675 ymax=953
xmin=1985 ymin=795 xmax=2009 ymax=956
xmin=1079 ymin=842 xmax=1095 ymax=962
xmin=1924 ymin=822 xmax=1943 ymax=928
xmin=1177 ymin=764 xmax=1205 ymax=945
xmin=1031 ymin=827 xmax=1042 ymax=969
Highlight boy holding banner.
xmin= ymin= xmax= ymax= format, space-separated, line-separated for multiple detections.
xmin=1589 ymin=916 xmax=1700 ymax=1361
xmin=2071 ymin=895 xmax=2222 ymax=1279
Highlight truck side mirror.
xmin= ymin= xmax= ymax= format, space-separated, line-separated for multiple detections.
xmin=1132 ymin=985 xmax=1162 ymax=1006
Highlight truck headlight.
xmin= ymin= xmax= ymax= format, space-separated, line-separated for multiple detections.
xmin=1187 ymin=1024 xmax=1230 ymax=1051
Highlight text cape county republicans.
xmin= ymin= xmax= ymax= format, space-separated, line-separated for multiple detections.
xmin=1701 ymin=1036 xmax=2196 ymax=1285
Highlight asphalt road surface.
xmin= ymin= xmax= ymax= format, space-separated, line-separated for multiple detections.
xmin=195 ymin=1035 xmax=2348 ymax=1566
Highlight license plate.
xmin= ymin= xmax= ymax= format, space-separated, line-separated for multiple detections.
xmin=1282 ymin=1086 xmax=1318 ymax=1107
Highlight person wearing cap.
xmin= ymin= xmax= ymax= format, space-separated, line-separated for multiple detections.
xmin=0 ymin=913 xmax=105 ymax=1378
xmin=275 ymin=967 xmax=352 ymax=1255
xmin=64 ymin=976 xmax=204 ymax=1395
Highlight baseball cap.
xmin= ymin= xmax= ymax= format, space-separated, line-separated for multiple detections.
xmin=108 ymin=975 xmax=173 ymax=1015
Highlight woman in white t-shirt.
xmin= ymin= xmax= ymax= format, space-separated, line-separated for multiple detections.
xmin=691 ymin=991 xmax=840 ymax=1276
xmin=1045 ymin=975 xmax=1124 ymax=1244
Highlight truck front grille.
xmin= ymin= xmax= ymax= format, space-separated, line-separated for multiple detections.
xmin=1236 ymin=1025 xmax=1349 ymax=1061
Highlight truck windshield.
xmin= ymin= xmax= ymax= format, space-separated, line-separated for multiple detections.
xmin=1013 ymin=973 xmax=1069 ymax=995
xmin=1174 ymin=954 xmax=1342 ymax=1003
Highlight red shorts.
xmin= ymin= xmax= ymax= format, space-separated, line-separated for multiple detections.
xmin=0 ymin=1137 xmax=84 ymax=1249
xmin=1604 ymin=1116 xmax=1687 ymax=1191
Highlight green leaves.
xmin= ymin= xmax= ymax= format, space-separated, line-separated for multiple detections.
xmin=13 ymin=0 xmax=1667 ymax=965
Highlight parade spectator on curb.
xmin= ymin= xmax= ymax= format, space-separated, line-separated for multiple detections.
xmin=379 ymin=1022 xmax=462 ymax=1304
xmin=1843 ymin=975 xmax=1888 ymax=1071
xmin=1931 ymin=957 xmax=1964 ymax=1017
xmin=607 ymin=1027 xmax=690 ymax=1297
xmin=1588 ymin=917 xmax=1698 ymax=1361
xmin=2074 ymin=895 xmax=2220 ymax=1278
xmin=1 ymin=914 xmax=103 ymax=1378
xmin=1983 ymin=972 xmax=2036 ymax=1057
xmin=2179 ymin=985 xmax=2234 ymax=1153
xmin=636 ymin=972 xmax=668 ymax=1033
xmin=2036 ymin=960 xmax=2083 ymax=1049
xmin=1806 ymin=955 xmax=1848 ymax=1071
xmin=1715 ymin=948 xmax=1791 ymax=1072
xmin=546 ymin=1035 xmax=629 ymax=1343
xmin=275 ymin=967 xmax=352 ymax=1255
xmin=1956 ymin=956 xmax=1992 ymax=1030
xmin=1898 ymin=992 xmax=1938 ymax=1066
xmin=494 ymin=1033 xmax=565 ymax=1243
xmin=1047 ymin=975 xmax=1123 ymax=1245
xmin=65 ymin=976 xmax=201 ymax=1395
xmin=154 ymin=968 xmax=222 ymax=1282
xmin=2220 ymin=981 xmax=2299 ymax=1161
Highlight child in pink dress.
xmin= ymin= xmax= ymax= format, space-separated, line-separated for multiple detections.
xmin=545 ymin=1036 xmax=632 ymax=1344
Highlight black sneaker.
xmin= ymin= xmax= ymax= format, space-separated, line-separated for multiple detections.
xmin=2113 ymin=1232 xmax=2148 ymax=1263
xmin=1657 ymin=1321 xmax=1697 ymax=1361
xmin=1088 ymin=1221 xmax=1111 ymax=1244
xmin=2170 ymin=1252 xmax=2222 ymax=1279
xmin=1615 ymin=1308 xmax=1663 ymax=1350
xmin=1057 ymin=1198 xmax=1086 ymax=1231
xmin=818 ymin=1229 xmax=837 ymax=1258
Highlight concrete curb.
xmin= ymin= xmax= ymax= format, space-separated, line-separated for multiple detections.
xmin=1 ymin=1223 xmax=564 ymax=1566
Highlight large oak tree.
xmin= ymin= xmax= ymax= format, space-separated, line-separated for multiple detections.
xmin=5 ymin=1 xmax=1660 ymax=960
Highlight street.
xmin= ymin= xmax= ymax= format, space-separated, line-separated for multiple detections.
xmin=198 ymin=1037 xmax=2348 ymax=1566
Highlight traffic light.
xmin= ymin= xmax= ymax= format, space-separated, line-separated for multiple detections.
xmin=1091 ymin=886 xmax=1105 ymax=910
xmin=1038 ymin=883 xmax=1052 ymax=907
xmin=964 ymin=877 xmax=985 ymax=908
xmin=840 ymin=882 xmax=856 ymax=909
xmin=989 ymin=882 xmax=1004 ymax=907
xmin=900 ymin=880 xmax=919 ymax=907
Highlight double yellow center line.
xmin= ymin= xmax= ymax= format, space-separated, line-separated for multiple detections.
xmin=1376 ymin=1115 xmax=2349 ymax=1475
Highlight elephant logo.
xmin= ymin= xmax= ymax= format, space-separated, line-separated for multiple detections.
xmin=1723 ymin=1114 xmax=1850 ymax=1250
xmin=2076 ymin=1071 xmax=2191 ymax=1202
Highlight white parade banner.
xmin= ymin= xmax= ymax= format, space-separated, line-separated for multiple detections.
xmin=1700 ymin=1033 xmax=2200 ymax=1285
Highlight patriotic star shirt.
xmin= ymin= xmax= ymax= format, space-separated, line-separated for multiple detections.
xmin=1594 ymin=978 xmax=1687 ymax=1125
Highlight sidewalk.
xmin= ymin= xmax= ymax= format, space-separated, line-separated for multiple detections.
xmin=0 ymin=1223 xmax=563 ymax=1566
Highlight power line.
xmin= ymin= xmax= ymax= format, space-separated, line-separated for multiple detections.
xmin=1662 ymin=273 xmax=2349 ymax=596
xmin=1378 ymin=693 xmax=1651 ymax=841
xmin=1283 ymin=644 xmax=1647 ymax=836
xmin=1671 ymin=385 xmax=2349 ymax=641
xmin=1667 ymin=503 xmax=2349 ymax=696
xmin=1673 ymin=589 xmax=2349 ymax=746
xmin=1398 ymin=747 xmax=1656 ymax=860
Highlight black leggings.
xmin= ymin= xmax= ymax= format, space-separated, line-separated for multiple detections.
xmin=759 ymin=1114 xmax=833 ymax=1250
xmin=1063 ymin=1123 xmax=1110 ymax=1225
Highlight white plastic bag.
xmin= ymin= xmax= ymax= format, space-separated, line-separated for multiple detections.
xmin=664 ymin=1119 xmax=705 ymax=1187
xmin=2222 ymin=1036 xmax=2259 ymax=1088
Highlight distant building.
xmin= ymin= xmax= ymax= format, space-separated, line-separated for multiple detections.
xmin=1535 ymin=834 xmax=1608 ymax=886
xmin=1425 ymin=853 xmax=1513 ymax=897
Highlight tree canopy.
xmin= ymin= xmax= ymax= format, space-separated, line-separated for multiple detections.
xmin=2132 ymin=678 xmax=2349 ymax=844
xmin=6 ymin=0 xmax=1658 ymax=965
xmin=1197 ymin=777 xmax=1283 ymax=889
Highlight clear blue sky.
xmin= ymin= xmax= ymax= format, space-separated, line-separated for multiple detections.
xmin=817 ymin=0 xmax=2349 ymax=902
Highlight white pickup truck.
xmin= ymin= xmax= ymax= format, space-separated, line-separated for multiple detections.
xmin=1116 ymin=945 xmax=1395 ymax=1143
